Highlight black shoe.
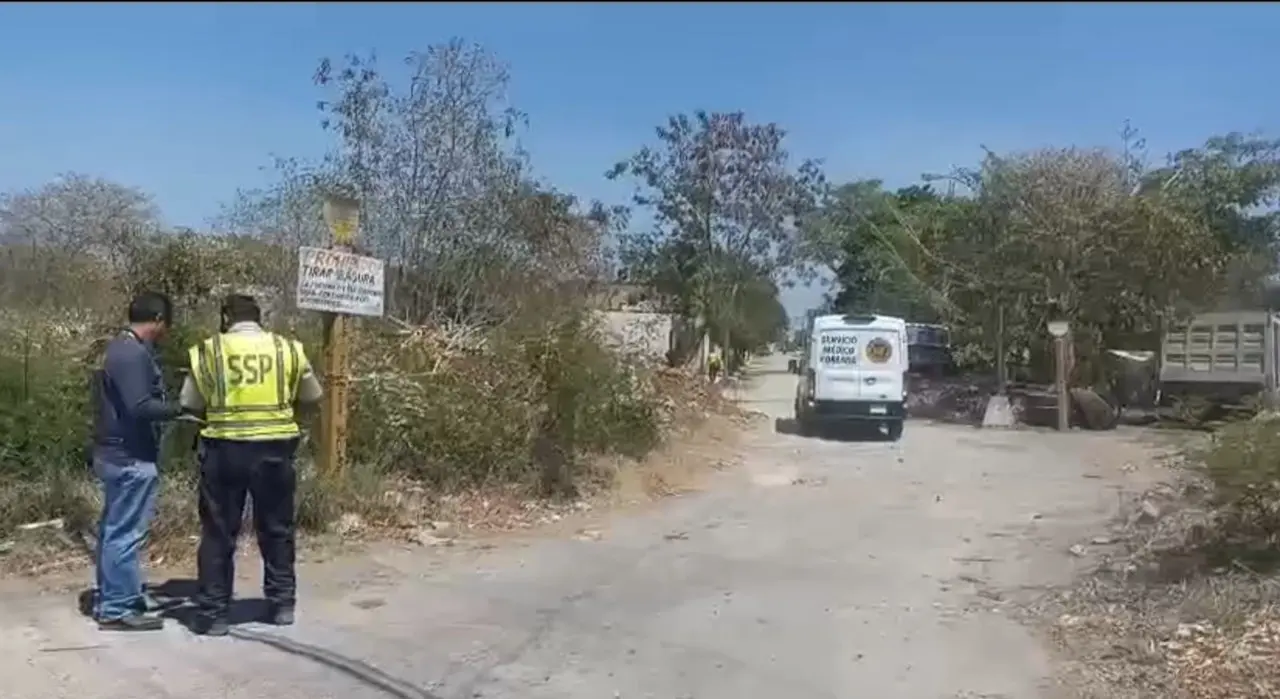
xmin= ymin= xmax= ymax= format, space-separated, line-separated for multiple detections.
xmin=195 ymin=614 xmax=230 ymax=637
xmin=267 ymin=605 xmax=295 ymax=626
xmin=97 ymin=613 xmax=164 ymax=632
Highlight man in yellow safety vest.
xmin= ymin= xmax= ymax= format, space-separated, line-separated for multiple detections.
xmin=180 ymin=294 xmax=323 ymax=636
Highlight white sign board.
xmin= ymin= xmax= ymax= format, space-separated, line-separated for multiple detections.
xmin=296 ymin=246 xmax=385 ymax=317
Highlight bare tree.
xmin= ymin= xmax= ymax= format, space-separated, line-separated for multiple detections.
xmin=314 ymin=40 xmax=538 ymax=323
xmin=0 ymin=174 xmax=159 ymax=308
xmin=224 ymin=39 xmax=609 ymax=325
xmin=0 ymin=174 xmax=157 ymax=258
xmin=218 ymin=157 xmax=340 ymax=308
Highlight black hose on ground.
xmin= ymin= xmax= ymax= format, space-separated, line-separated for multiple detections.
xmin=75 ymin=535 xmax=445 ymax=699
xmin=225 ymin=626 xmax=444 ymax=699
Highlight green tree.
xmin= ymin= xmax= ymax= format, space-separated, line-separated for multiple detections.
xmin=805 ymin=132 xmax=1267 ymax=382
xmin=608 ymin=111 xmax=825 ymax=360
xmin=818 ymin=181 xmax=949 ymax=321
xmin=1144 ymin=132 xmax=1280 ymax=250
xmin=1141 ymin=132 xmax=1280 ymax=307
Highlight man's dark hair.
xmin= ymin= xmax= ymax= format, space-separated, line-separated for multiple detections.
xmin=128 ymin=292 xmax=173 ymax=325
xmin=221 ymin=294 xmax=262 ymax=325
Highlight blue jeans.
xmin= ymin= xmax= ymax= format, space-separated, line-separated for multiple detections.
xmin=92 ymin=455 xmax=159 ymax=621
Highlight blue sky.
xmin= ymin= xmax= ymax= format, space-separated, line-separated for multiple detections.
xmin=1 ymin=2 xmax=1277 ymax=317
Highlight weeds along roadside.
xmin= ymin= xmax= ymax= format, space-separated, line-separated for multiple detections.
xmin=1042 ymin=419 xmax=1280 ymax=699
xmin=0 ymin=301 xmax=718 ymax=573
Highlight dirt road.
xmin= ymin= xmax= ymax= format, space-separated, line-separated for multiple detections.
xmin=0 ymin=354 xmax=1158 ymax=698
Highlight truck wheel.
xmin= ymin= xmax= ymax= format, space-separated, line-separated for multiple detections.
xmin=884 ymin=420 xmax=904 ymax=442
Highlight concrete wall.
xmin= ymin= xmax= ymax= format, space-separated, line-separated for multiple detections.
xmin=595 ymin=310 xmax=677 ymax=363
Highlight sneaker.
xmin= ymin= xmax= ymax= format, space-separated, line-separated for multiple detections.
xmin=97 ymin=613 xmax=164 ymax=632
xmin=267 ymin=605 xmax=295 ymax=626
xmin=88 ymin=587 xmax=162 ymax=614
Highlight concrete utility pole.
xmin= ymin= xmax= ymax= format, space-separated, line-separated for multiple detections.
xmin=1264 ymin=312 xmax=1279 ymax=412
xmin=981 ymin=304 xmax=1016 ymax=428
xmin=995 ymin=304 xmax=1007 ymax=394
xmin=318 ymin=194 xmax=360 ymax=482
xmin=1047 ymin=320 xmax=1071 ymax=431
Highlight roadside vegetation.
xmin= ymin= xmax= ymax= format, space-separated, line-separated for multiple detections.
xmin=0 ymin=41 xmax=789 ymax=568
xmin=803 ymin=124 xmax=1279 ymax=386
xmin=3 ymin=35 xmax=1280 ymax=695
xmin=798 ymin=116 xmax=1280 ymax=696
xmin=1035 ymin=422 xmax=1280 ymax=699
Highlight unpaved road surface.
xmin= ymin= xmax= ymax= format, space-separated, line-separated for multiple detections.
xmin=0 ymin=355 xmax=1159 ymax=699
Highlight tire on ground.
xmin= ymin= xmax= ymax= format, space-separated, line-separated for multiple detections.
xmin=1070 ymin=388 xmax=1120 ymax=431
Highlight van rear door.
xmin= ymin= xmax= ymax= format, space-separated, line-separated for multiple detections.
xmin=814 ymin=325 xmax=904 ymax=402
xmin=813 ymin=327 xmax=863 ymax=401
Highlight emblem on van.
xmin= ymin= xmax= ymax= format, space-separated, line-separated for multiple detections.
xmin=865 ymin=338 xmax=893 ymax=364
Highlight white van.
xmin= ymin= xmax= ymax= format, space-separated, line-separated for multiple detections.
xmin=793 ymin=313 xmax=908 ymax=440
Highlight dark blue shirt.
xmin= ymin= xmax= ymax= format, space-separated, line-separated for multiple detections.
xmin=92 ymin=330 xmax=179 ymax=463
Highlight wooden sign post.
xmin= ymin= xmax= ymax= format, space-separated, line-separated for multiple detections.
xmin=321 ymin=195 xmax=359 ymax=482
xmin=314 ymin=194 xmax=361 ymax=482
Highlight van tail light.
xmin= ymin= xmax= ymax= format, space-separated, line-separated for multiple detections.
xmin=805 ymin=368 xmax=816 ymax=395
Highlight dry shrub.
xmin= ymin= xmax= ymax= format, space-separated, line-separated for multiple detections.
xmin=0 ymin=311 xmax=102 ymax=541
xmin=142 ymin=472 xmax=200 ymax=561
xmin=0 ymin=311 xmax=98 ymax=485
xmin=347 ymin=309 xmax=662 ymax=496
xmin=0 ymin=312 xmax=330 ymax=566
xmin=0 ymin=230 xmax=683 ymax=572
xmin=0 ymin=307 xmax=668 ymax=568
xmin=0 ymin=468 xmax=99 ymax=540
xmin=293 ymin=459 xmax=408 ymax=533
xmin=1163 ymin=609 xmax=1280 ymax=699
xmin=608 ymin=411 xmax=741 ymax=502
xmin=1043 ymin=423 xmax=1280 ymax=699
xmin=1194 ymin=418 xmax=1280 ymax=558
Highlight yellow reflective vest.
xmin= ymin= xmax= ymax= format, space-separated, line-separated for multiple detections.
xmin=188 ymin=331 xmax=308 ymax=441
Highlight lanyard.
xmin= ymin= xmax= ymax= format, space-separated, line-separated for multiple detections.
xmin=121 ymin=328 xmax=165 ymax=396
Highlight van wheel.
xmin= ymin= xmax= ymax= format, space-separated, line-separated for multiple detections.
xmin=884 ymin=420 xmax=904 ymax=442
xmin=792 ymin=400 xmax=810 ymax=437
xmin=793 ymin=409 xmax=814 ymax=437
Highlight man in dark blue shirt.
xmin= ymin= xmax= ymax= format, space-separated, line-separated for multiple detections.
xmin=91 ymin=292 xmax=183 ymax=631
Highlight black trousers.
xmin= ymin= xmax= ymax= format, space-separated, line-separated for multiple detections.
xmin=195 ymin=437 xmax=299 ymax=616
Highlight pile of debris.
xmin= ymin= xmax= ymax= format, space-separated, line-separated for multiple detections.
xmin=906 ymin=373 xmax=1121 ymax=430
xmin=905 ymin=374 xmax=1001 ymax=424
xmin=648 ymin=366 xmax=743 ymax=428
